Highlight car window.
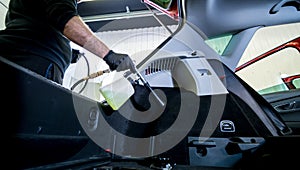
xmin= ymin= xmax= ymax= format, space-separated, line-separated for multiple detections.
xmin=205 ymin=35 xmax=232 ymax=55
xmin=0 ymin=0 xmax=9 ymax=30
xmin=234 ymin=22 xmax=300 ymax=95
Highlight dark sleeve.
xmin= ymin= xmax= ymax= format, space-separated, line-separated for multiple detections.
xmin=44 ymin=0 xmax=78 ymax=32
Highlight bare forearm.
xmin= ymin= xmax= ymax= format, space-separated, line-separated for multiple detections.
xmin=63 ymin=15 xmax=110 ymax=58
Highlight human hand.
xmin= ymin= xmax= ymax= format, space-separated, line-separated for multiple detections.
xmin=103 ymin=50 xmax=136 ymax=73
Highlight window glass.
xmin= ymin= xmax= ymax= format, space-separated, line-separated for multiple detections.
xmin=205 ymin=35 xmax=232 ymax=55
xmin=294 ymin=79 xmax=300 ymax=88
xmin=0 ymin=2 xmax=8 ymax=30
xmin=235 ymin=22 xmax=300 ymax=95
xmin=150 ymin=0 xmax=173 ymax=9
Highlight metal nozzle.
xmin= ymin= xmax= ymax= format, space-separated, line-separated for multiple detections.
xmin=134 ymin=68 xmax=165 ymax=107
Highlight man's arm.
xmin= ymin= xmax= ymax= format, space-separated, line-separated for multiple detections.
xmin=62 ymin=15 xmax=136 ymax=73
xmin=63 ymin=15 xmax=110 ymax=59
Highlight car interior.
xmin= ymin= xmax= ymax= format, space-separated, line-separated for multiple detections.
xmin=1 ymin=0 xmax=300 ymax=169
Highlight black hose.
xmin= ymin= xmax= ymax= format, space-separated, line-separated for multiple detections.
xmin=70 ymin=53 xmax=90 ymax=93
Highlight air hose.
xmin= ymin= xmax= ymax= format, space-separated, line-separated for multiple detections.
xmin=70 ymin=69 xmax=110 ymax=92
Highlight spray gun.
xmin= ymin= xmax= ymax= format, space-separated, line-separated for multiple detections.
xmin=71 ymin=64 xmax=165 ymax=111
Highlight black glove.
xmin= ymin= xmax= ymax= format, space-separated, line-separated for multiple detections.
xmin=103 ymin=50 xmax=136 ymax=73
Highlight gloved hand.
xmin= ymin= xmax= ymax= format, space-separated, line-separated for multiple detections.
xmin=103 ymin=50 xmax=136 ymax=73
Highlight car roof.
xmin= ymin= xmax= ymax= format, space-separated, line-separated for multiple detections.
xmin=181 ymin=0 xmax=300 ymax=38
